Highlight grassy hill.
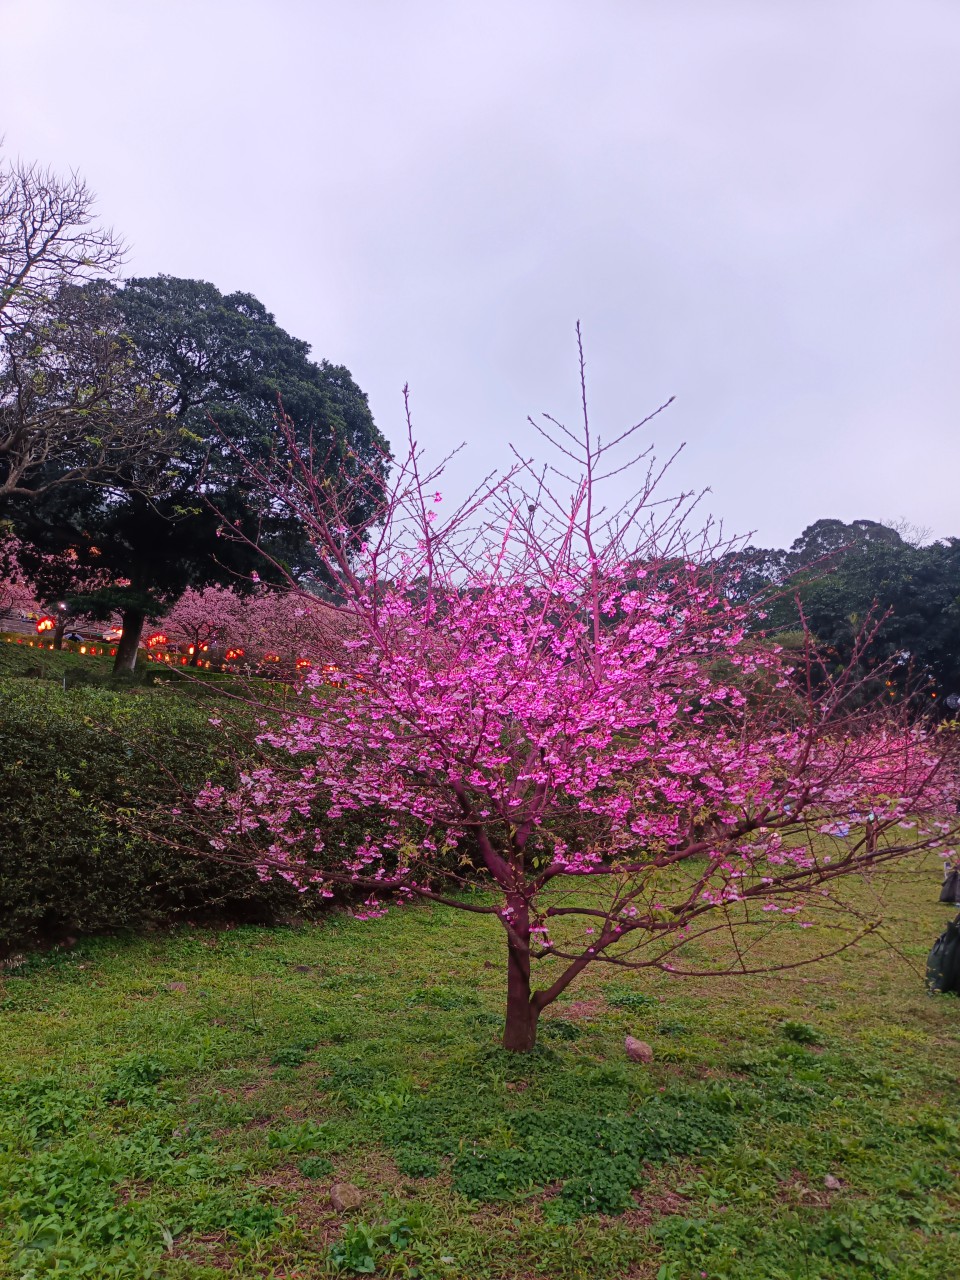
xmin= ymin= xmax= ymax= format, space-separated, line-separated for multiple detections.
xmin=0 ymin=865 xmax=957 ymax=1279
xmin=0 ymin=633 xmax=118 ymax=681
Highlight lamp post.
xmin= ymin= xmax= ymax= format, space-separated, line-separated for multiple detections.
xmin=53 ymin=601 xmax=68 ymax=651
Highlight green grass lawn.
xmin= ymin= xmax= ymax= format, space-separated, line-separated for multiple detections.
xmin=0 ymin=635 xmax=117 ymax=680
xmin=0 ymin=632 xmax=307 ymax=702
xmin=1 ymin=861 xmax=958 ymax=1279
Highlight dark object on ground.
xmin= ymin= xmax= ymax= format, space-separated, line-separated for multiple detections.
xmin=927 ymin=913 xmax=960 ymax=994
xmin=939 ymin=867 xmax=960 ymax=905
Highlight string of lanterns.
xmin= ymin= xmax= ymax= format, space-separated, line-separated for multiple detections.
xmin=3 ymin=619 xmax=341 ymax=681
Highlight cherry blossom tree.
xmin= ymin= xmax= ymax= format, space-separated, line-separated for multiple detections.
xmin=154 ymin=585 xmax=252 ymax=665
xmin=0 ymin=534 xmax=39 ymax=619
xmin=236 ymin=589 xmax=353 ymax=676
xmin=196 ymin=340 xmax=958 ymax=1051
xmin=154 ymin=584 xmax=353 ymax=672
xmin=0 ymin=533 xmax=121 ymax=647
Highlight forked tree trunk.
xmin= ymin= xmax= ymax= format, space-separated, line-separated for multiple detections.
xmin=113 ymin=607 xmax=145 ymax=674
xmin=503 ymin=929 xmax=540 ymax=1052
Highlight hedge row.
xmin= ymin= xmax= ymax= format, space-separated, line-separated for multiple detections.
xmin=0 ymin=679 xmax=372 ymax=951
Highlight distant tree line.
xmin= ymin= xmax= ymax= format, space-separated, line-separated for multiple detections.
xmin=3 ymin=150 xmax=955 ymax=699
xmin=718 ymin=518 xmax=960 ymax=703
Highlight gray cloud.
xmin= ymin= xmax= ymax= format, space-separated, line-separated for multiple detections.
xmin=3 ymin=0 xmax=958 ymax=545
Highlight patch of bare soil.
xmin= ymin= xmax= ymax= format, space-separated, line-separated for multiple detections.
xmin=252 ymin=1164 xmax=342 ymax=1246
xmin=774 ymin=1169 xmax=836 ymax=1209
xmin=114 ymin=1179 xmax=153 ymax=1206
xmin=171 ymin=1232 xmax=237 ymax=1271
xmin=619 ymin=1184 xmax=692 ymax=1230
xmin=614 ymin=1163 xmax=699 ymax=1231
xmin=252 ymin=1149 xmax=411 ymax=1247
xmin=330 ymin=1147 xmax=405 ymax=1195
xmin=548 ymin=998 xmax=606 ymax=1021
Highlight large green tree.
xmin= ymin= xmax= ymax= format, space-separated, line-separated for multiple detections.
xmin=789 ymin=536 xmax=960 ymax=699
xmin=785 ymin=517 xmax=904 ymax=570
xmin=721 ymin=520 xmax=960 ymax=703
xmin=11 ymin=276 xmax=389 ymax=671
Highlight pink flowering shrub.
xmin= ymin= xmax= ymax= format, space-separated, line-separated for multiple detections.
xmin=154 ymin=584 xmax=352 ymax=671
xmin=0 ymin=535 xmax=39 ymax=619
xmin=197 ymin=346 xmax=958 ymax=1050
xmin=0 ymin=534 xmax=120 ymax=643
xmin=153 ymin=585 xmax=250 ymax=663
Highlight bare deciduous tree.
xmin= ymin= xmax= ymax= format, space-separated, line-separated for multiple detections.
xmin=0 ymin=157 xmax=123 ymax=325
xmin=0 ymin=155 xmax=169 ymax=498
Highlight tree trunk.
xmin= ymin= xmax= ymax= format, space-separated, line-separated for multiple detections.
xmin=502 ymin=931 xmax=539 ymax=1052
xmin=113 ymin=607 xmax=145 ymax=674
xmin=52 ymin=617 xmax=64 ymax=651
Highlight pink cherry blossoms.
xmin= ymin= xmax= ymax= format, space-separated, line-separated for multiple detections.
xmin=154 ymin=584 xmax=353 ymax=671
xmin=0 ymin=535 xmax=39 ymax=619
xmin=195 ymin=338 xmax=959 ymax=1050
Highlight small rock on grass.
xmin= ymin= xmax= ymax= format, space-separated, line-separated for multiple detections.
xmin=625 ymin=1036 xmax=654 ymax=1063
xmin=824 ymin=1174 xmax=844 ymax=1190
xmin=330 ymin=1182 xmax=363 ymax=1212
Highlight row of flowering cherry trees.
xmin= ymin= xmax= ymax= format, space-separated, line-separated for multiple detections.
xmin=0 ymin=536 xmax=99 ymax=646
xmin=0 ymin=535 xmax=344 ymax=670
xmin=192 ymin=348 xmax=959 ymax=1052
xmin=153 ymin=586 xmax=345 ymax=670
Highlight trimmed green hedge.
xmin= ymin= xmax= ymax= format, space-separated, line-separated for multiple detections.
xmin=0 ymin=680 xmax=353 ymax=950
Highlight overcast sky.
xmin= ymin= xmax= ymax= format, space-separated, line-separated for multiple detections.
xmin=3 ymin=0 xmax=958 ymax=547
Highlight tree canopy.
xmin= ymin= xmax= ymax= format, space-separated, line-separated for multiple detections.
xmin=188 ymin=371 xmax=958 ymax=1053
xmin=9 ymin=275 xmax=389 ymax=670
xmin=721 ymin=519 xmax=960 ymax=702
